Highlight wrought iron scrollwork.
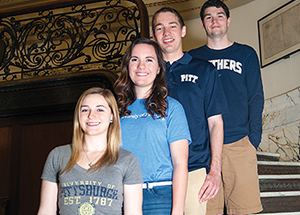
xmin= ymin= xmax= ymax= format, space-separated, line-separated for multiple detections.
xmin=0 ymin=0 xmax=146 ymax=81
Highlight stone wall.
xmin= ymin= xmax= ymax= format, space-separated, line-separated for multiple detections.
xmin=259 ymin=87 xmax=300 ymax=162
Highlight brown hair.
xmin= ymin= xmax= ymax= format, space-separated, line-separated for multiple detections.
xmin=200 ymin=0 xmax=230 ymax=21
xmin=114 ymin=38 xmax=168 ymax=119
xmin=62 ymin=87 xmax=121 ymax=174
xmin=152 ymin=7 xmax=185 ymax=33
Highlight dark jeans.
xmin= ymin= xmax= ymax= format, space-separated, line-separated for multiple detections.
xmin=142 ymin=185 xmax=172 ymax=215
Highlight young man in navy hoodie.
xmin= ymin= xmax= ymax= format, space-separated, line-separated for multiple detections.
xmin=189 ymin=0 xmax=264 ymax=214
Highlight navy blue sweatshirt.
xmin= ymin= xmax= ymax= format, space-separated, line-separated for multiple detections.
xmin=189 ymin=42 xmax=264 ymax=148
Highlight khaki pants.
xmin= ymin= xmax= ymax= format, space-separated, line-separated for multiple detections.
xmin=206 ymin=136 xmax=263 ymax=215
xmin=185 ymin=168 xmax=207 ymax=215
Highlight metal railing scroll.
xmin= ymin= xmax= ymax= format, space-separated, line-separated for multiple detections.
xmin=0 ymin=0 xmax=149 ymax=82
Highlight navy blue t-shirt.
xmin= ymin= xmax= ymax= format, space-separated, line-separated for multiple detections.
xmin=165 ymin=52 xmax=228 ymax=172
xmin=189 ymin=43 xmax=264 ymax=148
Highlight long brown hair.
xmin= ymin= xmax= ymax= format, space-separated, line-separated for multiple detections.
xmin=114 ymin=38 xmax=168 ymax=119
xmin=62 ymin=87 xmax=121 ymax=174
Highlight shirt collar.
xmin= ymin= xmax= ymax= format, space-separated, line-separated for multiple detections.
xmin=166 ymin=52 xmax=192 ymax=66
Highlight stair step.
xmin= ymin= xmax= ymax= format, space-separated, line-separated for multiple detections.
xmin=258 ymin=161 xmax=300 ymax=175
xmin=259 ymin=192 xmax=300 ymax=213
xmin=257 ymin=151 xmax=280 ymax=161
xmin=259 ymin=175 xmax=300 ymax=179
xmin=260 ymin=191 xmax=300 ymax=197
xmin=257 ymin=161 xmax=300 ymax=214
xmin=254 ymin=212 xmax=300 ymax=215
xmin=259 ymin=175 xmax=300 ymax=192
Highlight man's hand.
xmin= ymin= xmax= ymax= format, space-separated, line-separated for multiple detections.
xmin=199 ymin=114 xmax=223 ymax=203
xmin=198 ymin=170 xmax=221 ymax=203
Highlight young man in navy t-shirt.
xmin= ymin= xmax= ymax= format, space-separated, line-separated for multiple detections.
xmin=152 ymin=7 xmax=228 ymax=215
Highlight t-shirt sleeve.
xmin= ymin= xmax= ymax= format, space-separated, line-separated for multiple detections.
xmin=204 ymin=67 xmax=229 ymax=118
xmin=41 ymin=147 xmax=61 ymax=183
xmin=166 ymin=98 xmax=191 ymax=145
xmin=41 ymin=145 xmax=70 ymax=183
xmin=123 ymin=152 xmax=143 ymax=185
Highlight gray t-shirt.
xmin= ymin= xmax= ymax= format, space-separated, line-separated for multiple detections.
xmin=41 ymin=144 xmax=142 ymax=215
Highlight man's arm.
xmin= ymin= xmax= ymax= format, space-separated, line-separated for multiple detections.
xmin=247 ymin=48 xmax=264 ymax=148
xmin=198 ymin=114 xmax=223 ymax=203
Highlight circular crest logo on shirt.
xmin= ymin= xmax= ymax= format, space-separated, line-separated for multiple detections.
xmin=78 ymin=202 xmax=96 ymax=215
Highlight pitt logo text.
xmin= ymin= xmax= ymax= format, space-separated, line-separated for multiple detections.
xmin=180 ymin=74 xmax=199 ymax=83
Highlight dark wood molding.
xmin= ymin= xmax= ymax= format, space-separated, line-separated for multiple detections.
xmin=0 ymin=70 xmax=118 ymax=118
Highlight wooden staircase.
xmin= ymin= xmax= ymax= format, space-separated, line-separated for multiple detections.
xmin=256 ymin=151 xmax=300 ymax=215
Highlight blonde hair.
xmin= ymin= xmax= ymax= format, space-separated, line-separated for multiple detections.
xmin=62 ymin=87 xmax=121 ymax=174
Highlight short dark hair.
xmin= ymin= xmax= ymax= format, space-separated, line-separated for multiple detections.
xmin=200 ymin=0 xmax=230 ymax=21
xmin=152 ymin=7 xmax=185 ymax=33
